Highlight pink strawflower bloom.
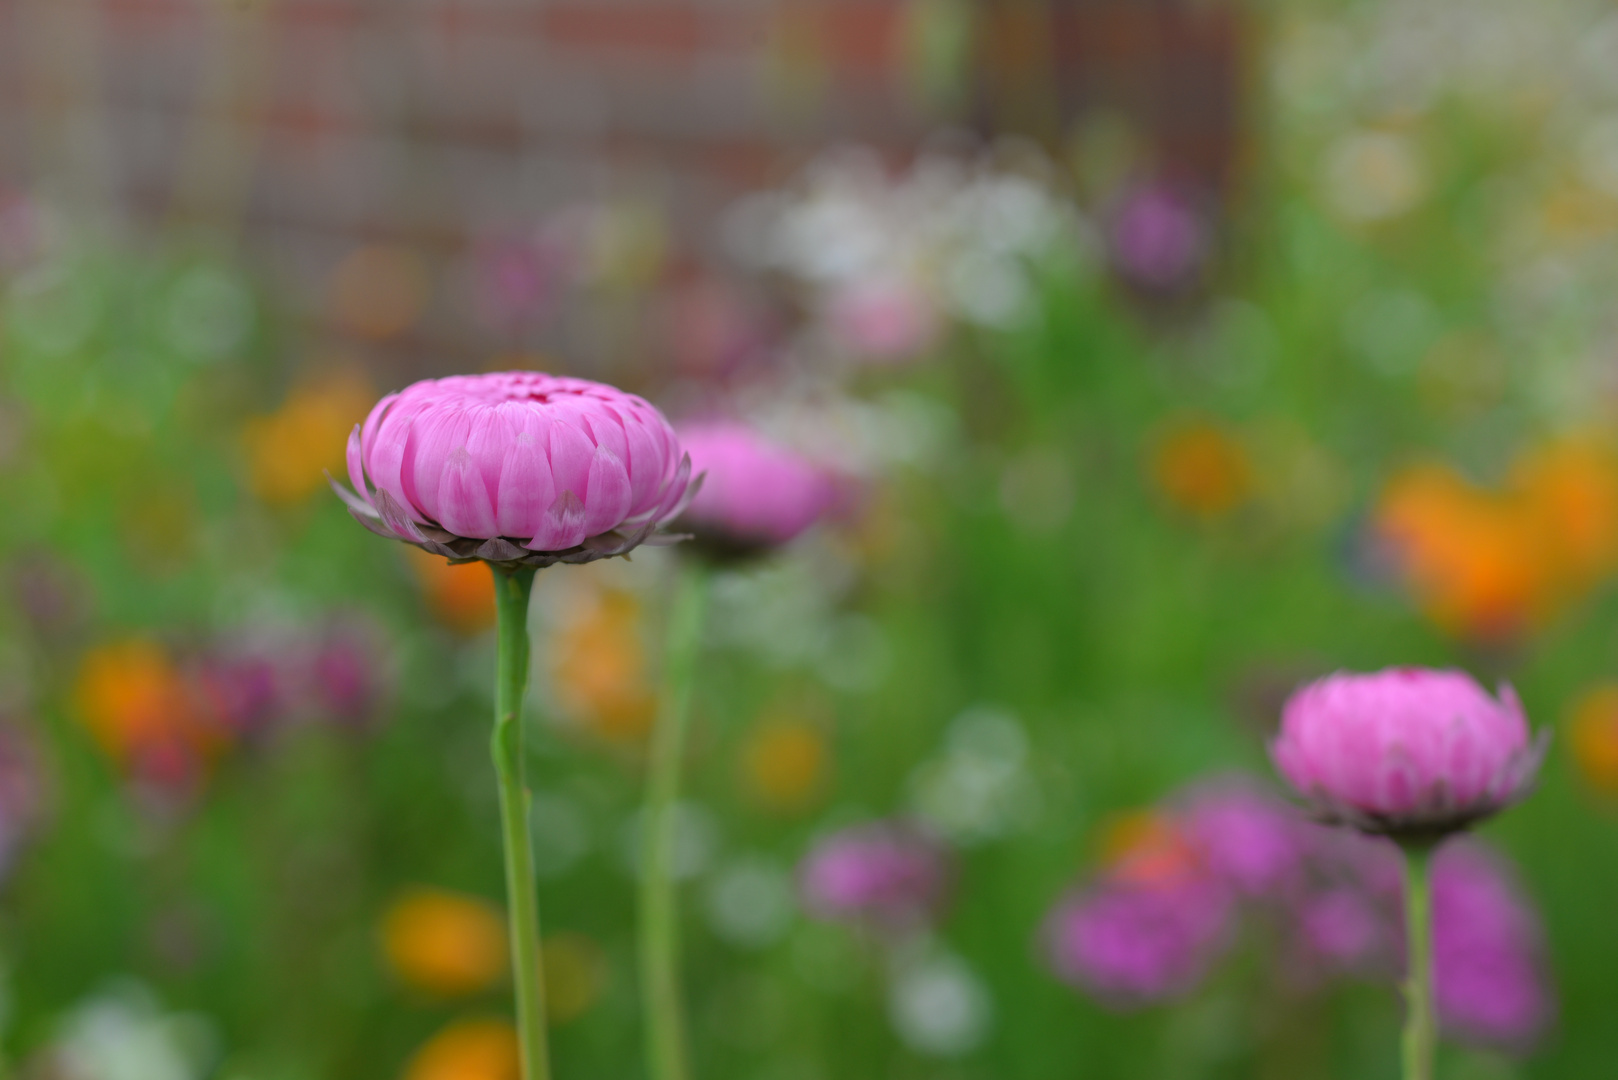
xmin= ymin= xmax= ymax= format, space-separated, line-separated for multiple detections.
xmin=1044 ymin=874 xmax=1233 ymax=1007
xmin=675 ymin=421 xmax=836 ymax=556
xmin=335 ymin=371 xmax=692 ymax=566
xmin=800 ymin=822 xmax=951 ymax=929
xmin=1272 ymin=668 xmax=1545 ymax=838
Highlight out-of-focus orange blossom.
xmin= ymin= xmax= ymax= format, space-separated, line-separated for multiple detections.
xmin=330 ymin=244 xmax=430 ymax=341
xmin=740 ymin=715 xmax=829 ymax=812
xmin=401 ymin=1018 xmax=520 ymax=1080
xmin=1569 ymin=684 xmax=1618 ymax=795
xmin=380 ymin=887 xmax=507 ymax=997
xmin=1373 ymin=439 xmax=1618 ymax=640
xmin=241 ymin=371 xmax=375 ymax=505
xmin=74 ymin=640 xmax=226 ymax=784
xmin=549 ymin=587 xmax=657 ymax=743
xmin=1148 ymin=417 xmax=1253 ymax=518
xmin=1096 ymin=810 xmax=1202 ymax=889
xmin=408 ymin=548 xmax=497 ymax=635
xmin=541 ymin=931 xmax=609 ymax=1023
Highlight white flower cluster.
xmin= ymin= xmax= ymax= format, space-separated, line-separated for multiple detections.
xmin=723 ymin=146 xmax=1093 ymax=361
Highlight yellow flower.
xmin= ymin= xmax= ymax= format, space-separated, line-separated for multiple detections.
xmin=241 ymin=371 xmax=375 ymax=505
xmin=740 ymin=716 xmax=829 ymax=813
xmin=541 ymin=932 xmax=608 ymax=1024
xmin=550 ymin=587 xmax=657 ymax=744
xmin=381 ymin=888 xmax=508 ymax=997
xmin=401 ymin=1019 xmax=519 ymax=1080
xmin=1569 ymin=684 xmax=1618 ymax=796
xmin=407 ymin=549 xmax=497 ymax=635
xmin=1148 ymin=417 xmax=1253 ymax=518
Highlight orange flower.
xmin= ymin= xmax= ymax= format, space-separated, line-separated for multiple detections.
xmin=541 ymin=932 xmax=609 ymax=1024
xmin=1149 ymin=417 xmax=1253 ymax=518
xmin=380 ymin=887 xmax=507 ymax=997
xmin=1096 ymin=810 xmax=1202 ymax=889
xmin=740 ymin=716 xmax=829 ymax=813
xmin=549 ymin=587 xmax=657 ymax=743
xmin=1569 ymin=684 xmax=1618 ymax=796
xmin=408 ymin=549 xmax=497 ymax=635
xmin=1374 ymin=440 xmax=1618 ymax=640
xmin=241 ymin=370 xmax=375 ymax=505
xmin=1514 ymin=439 xmax=1618 ymax=582
xmin=74 ymin=640 xmax=225 ymax=782
xmin=401 ymin=1018 xmax=519 ymax=1080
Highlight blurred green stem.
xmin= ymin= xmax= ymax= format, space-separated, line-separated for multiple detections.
xmin=1401 ymin=843 xmax=1435 ymax=1080
xmin=641 ymin=561 xmax=710 ymax=1080
xmin=491 ymin=563 xmax=551 ymax=1080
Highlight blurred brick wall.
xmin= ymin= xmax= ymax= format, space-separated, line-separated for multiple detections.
xmin=0 ymin=0 xmax=1242 ymax=374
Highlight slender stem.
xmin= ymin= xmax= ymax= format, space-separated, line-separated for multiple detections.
xmin=640 ymin=561 xmax=710 ymax=1080
xmin=1401 ymin=843 xmax=1436 ymax=1080
xmin=490 ymin=563 xmax=551 ymax=1080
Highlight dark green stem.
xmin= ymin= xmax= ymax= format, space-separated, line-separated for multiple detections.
xmin=640 ymin=561 xmax=710 ymax=1080
xmin=1401 ymin=843 xmax=1436 ymax=1080
xmin=491 ymin=563 xmax=551 ymax=1080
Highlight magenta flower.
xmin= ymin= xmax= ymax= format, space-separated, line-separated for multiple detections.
xmin=675 ymin=421 xmax=836 ymax=556
xmin=800 ymin=822 xmax=951 ymax=929
xmin=1431 ymin=844 xmax=1553 ymax=1049
xmin=1272 ymin=668 xmax=1545 ymax=838
xmin=1044 ymin=875 xmax=1233 ymax=1007
xmin=334 ymin=371 xmax=692 ymax=566
xmin=1180 ymin=783 xmax=1309 ymax=898
xmin=1108 ymin=184 xmax=1207 ymax=291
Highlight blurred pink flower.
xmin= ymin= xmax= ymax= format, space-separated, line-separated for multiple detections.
xmin=1044 ymin=874 xmax=1234 ymax=1007
xmin=1273 ymin=668 xmax=1544 ymax=838
xmin=336 ymin=371 xmax=692 ymax=566
xmin=1108 ymin=184 xmax=1207 ymax=291
xmin=800 ymin=821 xmax=951 ymax=929
xmin=827 ymin=278 xmax=939 ymax=363
xmin=675 ymin=421 xmax=836 ymax=556
xmin=1180 ymin=782 xmax=1309 ymax=898
xmin=1431 ymin=843 xmax=1554 ymax=1050
xmin=469 ymin=235 xmax=565 ymax=331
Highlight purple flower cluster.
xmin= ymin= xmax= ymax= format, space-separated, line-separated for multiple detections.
xmin=1041 ymin=779 xmax=1554 ymax=1049
xmin=190 ymin=620 xmax=387 ymax=738
xmin=799 ymin=821 xmax=952 ymax=931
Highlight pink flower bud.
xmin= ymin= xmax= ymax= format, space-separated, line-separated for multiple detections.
xmin=1273 ymin=668 xmax=1545 ymax=838
xmin=675 ymin=421 xmax=836 ymax=556
xmin=336 ymin=371 xmax=692 ymax=566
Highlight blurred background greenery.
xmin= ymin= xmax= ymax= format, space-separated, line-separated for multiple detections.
xmin=3 ymin=0 xmax=1618 ymax=1077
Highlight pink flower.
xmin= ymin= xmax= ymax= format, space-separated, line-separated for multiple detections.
xmin=1108 ymin=184 xmax=1207 ymax=291
xmin=799 ymin=821 xmax=951 ymax=929
xmin=1043 ymin=874 xmax=1233 ymax=1007
xmin=827 ymin=278 xmax=939 ymax=363
xmin=1431 ymin=843 xmax=1554 ymax=1050
xmin=335 ymin=371 xmax=692 ymax=566
xmin=1272 ymin=668 xmax=1545 ymax=838
xmin=675 ymin=421 xmax=836 ymax=555
xmin=1180 ymin=782 xmax=1309 ymax=898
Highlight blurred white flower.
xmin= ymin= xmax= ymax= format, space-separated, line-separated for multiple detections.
xmin=621 ymin=801 xmax=720 ymax=881
xmin=907 ymin=707 xmax=1041 ymax=845
xmin=886 ymin=943 xmax=993 ymax=1057
xmin=705 ymin=855 xmax=798 ymax=948
xmin=1323 ymin=131 xmax=1426 ymax=223
xmin=43 ymin=981 xmax=217 ymax=1080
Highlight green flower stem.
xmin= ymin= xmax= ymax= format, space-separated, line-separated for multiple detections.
xmin=490 ymin=563 xmax=552 ymax=1080
xmin=1401 ymin=843 xmax=1436 ymax=1080
xmin=641 ymin=560 xmax=710 ymax=1080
